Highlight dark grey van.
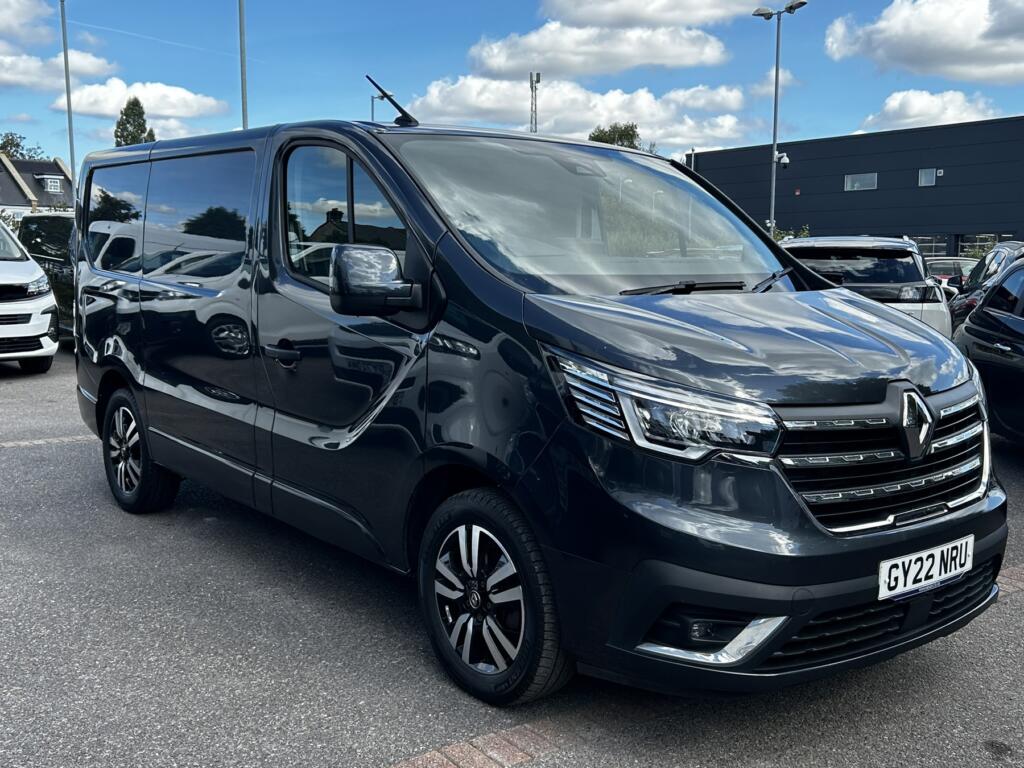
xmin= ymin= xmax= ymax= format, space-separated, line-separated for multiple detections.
xmin=74 ymin=120 xmax=1007 ymax=704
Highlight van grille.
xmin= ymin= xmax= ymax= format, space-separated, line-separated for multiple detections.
xmin=0 ymin=283 xmax=29 ymax=301
xmin=778 ymin=387 xmax=986 ymax=534
xmin=0 ymin=314 xmax=30 ymax=325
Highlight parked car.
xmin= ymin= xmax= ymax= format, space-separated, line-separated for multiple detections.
xmin=948 ymin=241 xmax=1024 ymax=331
xmin=925 ymin=256 xmax=977 ymax=295
xmin=953 ymin=259 xmax=1024 ymax=441
xmin=0 ymin=219 xmax=59 ymax=373
xmin=74 ymin=122 xmax=1005 ymax=705
xmin=16 ymin=211 xmax=75 ymax=337
xmin=783 ymin=236 xmax=952 ymax=336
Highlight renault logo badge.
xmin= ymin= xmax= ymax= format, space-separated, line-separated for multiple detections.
xmin=901 ymin=390 xmax=934 ymax=460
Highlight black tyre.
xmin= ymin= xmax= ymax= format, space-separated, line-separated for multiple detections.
xmin=19 ymin=356 xmax=54 ymax=374
xmin=418 ymin=488 xmax=573 ymax=705
xmin=101 ymin=389 xmax=180 ymax=514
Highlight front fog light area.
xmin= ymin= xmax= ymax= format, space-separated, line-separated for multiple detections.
xmin=45 ymin=311 xmax=59 ymax=342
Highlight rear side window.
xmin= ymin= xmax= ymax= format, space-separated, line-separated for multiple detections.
xmin=142 ymin=151 xmax=254 ymax=281
xmin=17 ymin=216 xmax=73 ymax=264
xmin=86 ymin=163 xmax=149 ymax=274
xmin=787 ymin=247 xmax=923 ymax=284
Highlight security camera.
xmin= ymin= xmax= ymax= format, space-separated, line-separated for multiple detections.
xmin=777 ymin=152 xmax=790 ymax=168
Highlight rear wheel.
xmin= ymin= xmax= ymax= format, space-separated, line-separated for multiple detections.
xmin=19 ymin=356 xmax=53 ymax=374
xmin=102 ymin=389 xmax=180 ymax=514
xmin=418 ymin=489 xmax=573 ymax=705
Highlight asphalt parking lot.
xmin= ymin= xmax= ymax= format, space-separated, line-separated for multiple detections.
xmin=1 ymin=350 xmax=1023 ymax=768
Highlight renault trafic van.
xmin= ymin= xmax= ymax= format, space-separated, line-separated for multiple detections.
xmin=74 ymin=122 xmax=1007 ymax=705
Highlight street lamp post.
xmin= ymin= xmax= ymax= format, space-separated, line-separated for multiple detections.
xmin=59 ymin=0 xmax=75 ymax=188
xmin=753 ymin=0 xmax=807 ymax=238
xmin=238 ymin=0 xmax=248 ymax=130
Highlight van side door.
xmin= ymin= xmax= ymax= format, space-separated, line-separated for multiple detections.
xmin=254 ymin=135 xmax=434 ymax=564
xmin=137 ymin=150 xmax=261 ymax=505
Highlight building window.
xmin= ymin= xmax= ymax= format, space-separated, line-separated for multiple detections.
xmin=959 ymin=233 xmax=1016 ymax=258
xmin=912 ymin=235 xmax=947 ymax=259
xmin=844 ymin=172 xmax=877 ymax=192
xmin=918 ymin=168 xmax=937 ymax=187
xmin=44 ymin=178 xmax=61 ymax=194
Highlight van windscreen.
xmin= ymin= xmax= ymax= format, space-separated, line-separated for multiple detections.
xmin=387 ymin=135 xmax=789 ymax=296
xmin=786 ymin=247 xmax=923 ymax=285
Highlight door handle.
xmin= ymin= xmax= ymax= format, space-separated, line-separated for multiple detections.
xmin=992 ymin=342 xmax=1012 ymax=353
xmin=263 ymin=343 xmax=302 ymax=366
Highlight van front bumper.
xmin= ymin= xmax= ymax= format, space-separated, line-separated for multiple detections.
xmin=0 ymin=293 xmax=59 ymax=360
xmin=545 ymin=509 xmax=1006 ymax=693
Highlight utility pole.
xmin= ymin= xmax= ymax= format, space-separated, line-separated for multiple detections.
xmin=371 ymin=91 xmax=391 ymax=122
xmin=529 ymin=72 xmax=541 ymax=133
xmin=59 ymin=0 xmax=75 ymax=188
xmin=238 ymin=0 xmax=248 ymax=130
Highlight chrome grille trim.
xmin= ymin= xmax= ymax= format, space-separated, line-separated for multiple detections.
xmin=564 ymin=375 xmax=616 ymax=403
xmin=800 ymin=456 xmax=982 ymax=505
xmin=780 ymin=450 xmax=901 ymax=468
xmin=576 ymin=403 xmax=627 ymax=431
xmin=929 ymin=423 xmax=984 ymax=454
xmin=579 ymin=413 xmax=629 ymax=440
xmin=783 ymin=417 xmax=889 ymax=430
xmin=940 ymin=395 xmax=979 ymax=419
xmin=569 ymin=387 xmax=620 ymax=416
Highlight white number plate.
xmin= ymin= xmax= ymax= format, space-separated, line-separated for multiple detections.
xmin=878 ymin=535 xmax=974 ymax=600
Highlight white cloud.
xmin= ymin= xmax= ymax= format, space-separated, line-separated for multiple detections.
xmin=149 ymin=117 xmax=193 ymax=140
xmin=469 ymin=21 xmax=727 ymax=78
xmin=750 ymin=67 xmax=797 ymax=98
xmin=664 ymin=85 xmax=744 ymax=112
xmin=826 ymin=0 xmax=1024 ymax=84
xmin=5 ymin=112 xmax=36 ymax=123
xmin=860 ymin=89 xmax=1000 ymax=131
xmin=53 ymin=77 xmax=228 ymax=118
xmin=0 ymin=0 xmax=53 ymax=45
xmin=77 ymin=30 xmax=103 ymax=48
xmin=409 ymin=75 xmax=746 ymax=152
xmin=541 ymin=0 xmax=756 ymax=27
xmin=0 ymin=49 xmax=115 ymax=90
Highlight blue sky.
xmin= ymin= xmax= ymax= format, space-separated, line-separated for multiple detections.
xmin=2 ymin=0 xmax=1023 ymax=166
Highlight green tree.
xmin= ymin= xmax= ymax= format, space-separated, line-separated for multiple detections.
xmin=589 ymin=122 xmax=642 ymax=150
xmin=114 ymin=97 xmax=156 ymax=147
xmin=774 ymin=225 xmax=810 ymax=242
xmin=0 ymin=132 xmax=45 ymax=160
xmin=182 ymin=206 xmax=246 ymax=240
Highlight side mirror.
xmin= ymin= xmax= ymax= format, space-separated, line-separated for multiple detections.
xmin=947 ymin=274 xmax=964 ymax=291
xmin=329 ymin=244 xmax=422 ymax=316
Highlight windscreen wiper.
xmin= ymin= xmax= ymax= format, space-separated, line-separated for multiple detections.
xmin=751 ymin=267 xmax=793 ymax=293
xmin=620 ymin=280 xmax=747 ymax=296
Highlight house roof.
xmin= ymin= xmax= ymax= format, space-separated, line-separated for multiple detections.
xmin=0 ymin=154 xmax=72 ymax=211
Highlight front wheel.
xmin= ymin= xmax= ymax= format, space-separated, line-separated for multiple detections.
xmin=102 ymin=389 xmax=180 ymax=514
xmin=418 ymin=489 xmax=573 ymax=705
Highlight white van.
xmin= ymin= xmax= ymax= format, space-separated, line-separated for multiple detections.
xmin=0 ymin=219 xmax=59 ymax=373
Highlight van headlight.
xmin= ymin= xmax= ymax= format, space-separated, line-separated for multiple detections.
xmin=548 ymin=349 xmax=781 ymax=461
xmin=25 ymin=275 xmax=50 ymax=297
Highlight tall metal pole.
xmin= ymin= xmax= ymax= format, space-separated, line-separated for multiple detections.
xmin=768 ymin=12 xmax=782 ymax=238
xmin=238 ymin=0 xmax=248 ymax=130
xmin=59 ymin=0 xmax=75 ymax=188
xmin=370 ymin=95 xmax=374 ymax=122
xmin=529 ymin=72 xmax=540 ymax=133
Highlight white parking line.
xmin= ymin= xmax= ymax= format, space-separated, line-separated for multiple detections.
xmin=0 ymin=435 xmax=96 ymax=449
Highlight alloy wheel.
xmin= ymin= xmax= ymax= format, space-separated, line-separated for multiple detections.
xmin=108 ymin=406 xmax=141 ymax=495
xmin=434 ymin=524 xmax=525 ymax=674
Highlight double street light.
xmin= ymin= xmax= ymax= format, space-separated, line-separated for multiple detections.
xmin=753 ymin=0 xmax=807 ymax=238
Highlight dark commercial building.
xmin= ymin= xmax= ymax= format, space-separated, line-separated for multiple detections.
xmin=692 ymin=116 xmax=1024 ymax=259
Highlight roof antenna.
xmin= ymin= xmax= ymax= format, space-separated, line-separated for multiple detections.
xmin=365 ymin=75 xmax=418 ymax=127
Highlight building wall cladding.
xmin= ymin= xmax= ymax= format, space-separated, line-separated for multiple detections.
xmin=693 ymin=116 xmax=1024 ymax=242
